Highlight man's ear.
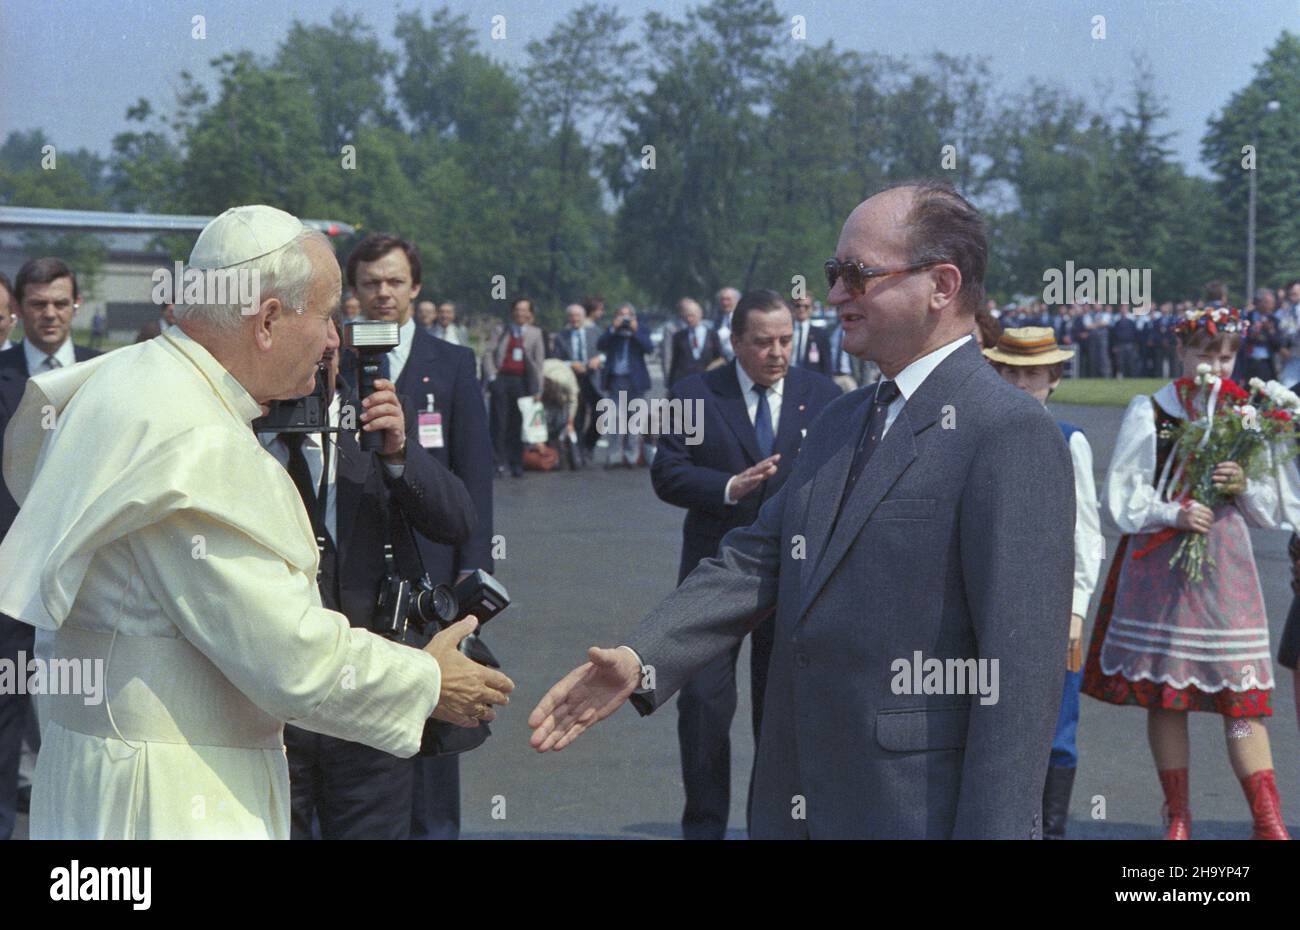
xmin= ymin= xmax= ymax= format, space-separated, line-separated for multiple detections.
xmin=929 ymin=265 xmax=962 ymax=311
xmin=254 ymin=297 xmax=283 ymax=351
xmin=410 ymin=280 xmax=422 ymax=303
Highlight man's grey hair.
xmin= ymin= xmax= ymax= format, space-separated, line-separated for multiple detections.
xmin=174 ymin=228 xmax=326 ymax=330
xmin=716 ymin=287 xmax=740 ymax=303
xmin=677 ymin=297 xmax=702 ymax=318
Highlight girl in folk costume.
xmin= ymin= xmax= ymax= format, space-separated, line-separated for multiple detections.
xmin=1082 ymin=306 xmax=1298 ymax=840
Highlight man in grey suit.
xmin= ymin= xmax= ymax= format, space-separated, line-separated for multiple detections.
xmin=529 ymin=180 xmax=1075 ymax=839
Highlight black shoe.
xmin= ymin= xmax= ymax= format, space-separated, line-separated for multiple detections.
xmin=511 ymin=464 xmax=524 ymax=478
xmin=1042 ymin=765 xmax=1076 ymax=840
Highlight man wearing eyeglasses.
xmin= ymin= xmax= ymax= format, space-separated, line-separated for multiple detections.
xmin=531 ymin=180 xmax=1074 ymax=839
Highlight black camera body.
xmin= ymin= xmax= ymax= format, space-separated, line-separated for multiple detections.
xmin=372 ymin=569 xmax=511 ymax=757
xmin=253 ymin=363 xmax=348 ymax=435
xmin=373 ymin=569 xmax=509 ymax=642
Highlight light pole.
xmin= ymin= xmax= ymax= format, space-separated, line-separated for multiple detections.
xmin=1246 ymin=99 xmax=1281 ymax=304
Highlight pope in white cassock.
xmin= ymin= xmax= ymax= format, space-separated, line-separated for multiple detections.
xmin=0 ymin=205 xmax=513 ymax=839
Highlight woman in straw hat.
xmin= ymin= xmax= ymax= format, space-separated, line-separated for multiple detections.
xmin=985 ymin=327 xmax=1102 ymax=839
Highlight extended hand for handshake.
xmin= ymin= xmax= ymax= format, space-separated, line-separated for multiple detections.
xmin=423 ymin=616 xmax=515 ymax=728
xmin=422 ymin=617 xmax=641 ymax=747
xmin=527 ymin=646 xmax=643 ymax=752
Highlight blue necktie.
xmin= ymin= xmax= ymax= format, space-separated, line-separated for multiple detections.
xmin=753 ymin=383 xmax=774 ymax=458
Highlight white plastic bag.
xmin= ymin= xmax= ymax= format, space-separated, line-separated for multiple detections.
xmin=518 ymin=396 xmax=548 ymax=444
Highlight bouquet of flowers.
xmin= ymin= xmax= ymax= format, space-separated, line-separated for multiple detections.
xmin=1132 ymin=364 xmax=1300 ymax=582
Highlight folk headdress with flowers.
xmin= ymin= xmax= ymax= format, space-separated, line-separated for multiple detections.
xmin=1172 ymin=305 xmax=1248 ymax=339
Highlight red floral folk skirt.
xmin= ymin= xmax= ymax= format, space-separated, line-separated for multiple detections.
xmin=1081 ymin=535 xmax=1273 ymax=718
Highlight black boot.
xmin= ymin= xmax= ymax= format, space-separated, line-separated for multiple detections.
xmin=1042 ymin=765 xmax=1076 ymax=840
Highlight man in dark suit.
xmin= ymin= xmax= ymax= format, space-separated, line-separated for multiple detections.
xmin=0 ymin=257 xmax=100 ymax=840
xmin=264 ymin=327 xmax=476 ymax=839
xmin=530 ymin=180 xmax=1074 ymax=839
xmin=597 ymin=303 xmax=654 ymax=467
xmin=652 ymin=289 xmax=840 ymax=839
xmin=666 ymin=298 xmax=723 ymax=389
xmin=550 ymin=303 xmax=603 ymax=466
xmin=346 ymin=232 xmax=496 ymax=840
xmin=790 ymin=296 xmax=831 ymax=376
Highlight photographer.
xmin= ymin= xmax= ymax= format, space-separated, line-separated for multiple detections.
xmin=597 ymin=303 xmax=654 ymax=467
xmin=260 ymin=313 xmax=481 ymax=840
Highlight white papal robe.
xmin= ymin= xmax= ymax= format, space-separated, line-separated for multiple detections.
xmin=0 ymin=330 xmax=442 ymax=838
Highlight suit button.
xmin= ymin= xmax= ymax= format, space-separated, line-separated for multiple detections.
xmin=796 ymin=653 xmax=809 ymax=668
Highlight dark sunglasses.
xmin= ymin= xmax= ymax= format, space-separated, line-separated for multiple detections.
xmin=824 ymin=259 xmax=942 ymax=294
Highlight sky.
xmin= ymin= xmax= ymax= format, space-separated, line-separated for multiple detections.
xmin=1 ymin=0 xmax=1297 ymax=177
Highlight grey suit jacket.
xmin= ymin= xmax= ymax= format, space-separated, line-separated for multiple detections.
xmin=482 ymin=323 xmax=546 ymax=396
xmin=625 ymin=338 xmax=1075 ymax=839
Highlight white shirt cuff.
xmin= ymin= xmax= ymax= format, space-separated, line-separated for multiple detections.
xmin=723 ymin=475 xmax=739 ymax=506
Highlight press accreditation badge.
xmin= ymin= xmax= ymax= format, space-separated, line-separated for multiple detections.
xmin=418 ymin=412 xmax=445 ymax=449
xmin=512 ymin=347 xmax=524 ymax=362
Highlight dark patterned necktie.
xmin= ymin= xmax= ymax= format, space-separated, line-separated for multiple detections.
xmin=843 ymin=380 xmax=900 ymax=492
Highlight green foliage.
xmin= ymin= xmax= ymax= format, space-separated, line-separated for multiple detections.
xmin=4 ymin=6 xmax=1299 ymax=320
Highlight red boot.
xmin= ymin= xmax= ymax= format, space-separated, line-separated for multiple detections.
xmin=1240 ymin=769 xmax=1290 ymax=840
xmin=1158 ymin=768 xmax=1191 ymax=840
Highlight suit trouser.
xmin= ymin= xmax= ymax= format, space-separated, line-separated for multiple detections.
xmin=1113 ymin=344 xmax=1139 ymax=378
xmin=489 ymin=374 xmax=528 ymax=469
xmin=606 ymin=375 xmax=642 ymax=464
xmin=676 ymin=612 xmax=774 ymax=840
xmin=576 ymin=375 xmax=602 ymax=452
xmin=410 ymin=755 xmax=461 ymax=840
xmin=284 ymin=724 xmax=414 ymax=840
xmin=0 ymin=615 xmax=35 ymax=840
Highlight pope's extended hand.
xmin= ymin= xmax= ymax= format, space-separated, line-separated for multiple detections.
xmin=528 ymin=646 xmax=641 ymax=752
xmin=424 ymin=617 xmax=515 ymax=728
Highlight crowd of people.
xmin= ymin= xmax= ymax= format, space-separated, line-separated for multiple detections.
xmin=984 ymin=280 xmax=1300 ymax=385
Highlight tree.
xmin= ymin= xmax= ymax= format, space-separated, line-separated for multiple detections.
xmin=1202 ymin=31 xmax=1300 ymax=294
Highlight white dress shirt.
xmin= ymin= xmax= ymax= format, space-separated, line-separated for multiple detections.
xmin=717 ymin=312 xmax=735 ymax=361
xmin=260 ymin=393 xmax=405 ymax=545
xmin=23 ymin=336 xmax=76 ymax=373
xmin=262 ymin=393 xmax=342 ymax=544
xmin=687 ymin=323 xmax=710 ymax=359
xmin=386 ymin=317 xmax=418 ymax=385
xmin=0 ymin=339 xmax=15 ymax=353
xmin=724 ymin=362 xmax=784 ymax=504
xmin=792 ymin=320 xmax=811 ymax=367
xmin=880 ymin=334 xmax=972 ymax=438
xmin=1066 ymin=430 xmax=1103 ymax=617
